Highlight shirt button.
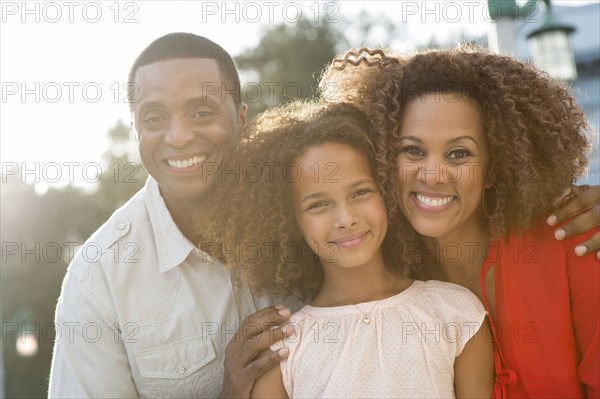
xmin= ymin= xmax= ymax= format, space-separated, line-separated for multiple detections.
xmin=234 ymin=278 xmax=242 ymax=288
xmin=117 ymin=222 xmax=126 ymax=230
xmin=177 ymin=365 xmax=187 ymax=374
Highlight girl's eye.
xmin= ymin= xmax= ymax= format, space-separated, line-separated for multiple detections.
xmin=353 ymin=188 xmax=373 ymax=198
xmin=401 ymin=145 xmax=424 ymax=157
xmin=447 ymin=149 xmax=472 ymax=160
xmin=306 ymin=201 xmax=328 ymax=211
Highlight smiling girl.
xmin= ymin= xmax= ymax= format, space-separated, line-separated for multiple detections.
xmin=203 ymin=101 xmax=494 ymax=398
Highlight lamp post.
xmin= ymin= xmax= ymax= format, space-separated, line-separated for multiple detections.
xmin=527 ymin=0 xmax=577 ymax=81
xmin=487 ymin=0 xmax=537 ymax=55
xmin=488 ymin=0 xmax=577 ymax=81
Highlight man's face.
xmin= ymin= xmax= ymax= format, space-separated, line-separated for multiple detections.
xmin=132 ymin=58 xmax=246 ymax=206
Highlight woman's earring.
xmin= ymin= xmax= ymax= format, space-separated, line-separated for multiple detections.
xmin=481 ymin=187 xmax=496 ymax=219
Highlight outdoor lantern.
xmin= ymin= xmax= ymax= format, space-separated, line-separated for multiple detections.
xmin=527 ymin=0 xmax=577 ymax=81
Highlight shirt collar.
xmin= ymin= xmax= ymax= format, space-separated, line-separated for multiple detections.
xmin=144 ymin=176 xmax=196 ymax=273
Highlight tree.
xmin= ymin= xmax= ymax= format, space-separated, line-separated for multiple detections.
xmin=235 ymin=18 xmax=344 ymax=117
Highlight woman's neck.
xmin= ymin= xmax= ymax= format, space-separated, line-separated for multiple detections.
xmin=424 ymin=218 xmax=490 ymax=288
xmin=312 ymin=253 xmax=412 ymax=306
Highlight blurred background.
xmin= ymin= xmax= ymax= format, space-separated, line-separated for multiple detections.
xmin=1 ymin=1 xmax=598 ymax=397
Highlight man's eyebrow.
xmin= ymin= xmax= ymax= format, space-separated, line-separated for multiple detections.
xmin=138 ymin=96 xmax=223 ymax=114
xmin=185 ymin=96 xmax=221 ymax=107
xmin=138 ymin=101 xmax=164 ymax=113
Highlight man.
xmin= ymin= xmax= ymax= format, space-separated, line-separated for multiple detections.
xmin=49 ymin=33 xmax=293 ymax=399
xmin=49 ymin=32 xmax=600 ymax=399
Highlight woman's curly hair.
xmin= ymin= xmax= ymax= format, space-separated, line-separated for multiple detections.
xmin=321 ymin=46 xmax=591 ymax=275
xmin=201 ymin=101 xmax=408 ymax=300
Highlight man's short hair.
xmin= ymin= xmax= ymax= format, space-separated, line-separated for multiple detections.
xmin=128 ymin=32 xmax=242 ymax=109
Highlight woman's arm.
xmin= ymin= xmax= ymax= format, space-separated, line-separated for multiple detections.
xmin=454 ymin=320 xmax=495 ymax=399
xmin=251 ymin=348 xmax=289 ymax=399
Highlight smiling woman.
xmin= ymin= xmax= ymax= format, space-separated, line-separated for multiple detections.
xmin=396 ymin=93 xmax=490 ymax=243
xmin=322 ymin=46 xmax=599 ymax=398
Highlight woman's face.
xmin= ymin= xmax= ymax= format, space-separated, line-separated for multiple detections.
xmin=396 ymin=92 xmax=490 ymax=241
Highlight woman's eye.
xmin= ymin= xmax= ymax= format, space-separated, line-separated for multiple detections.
xmin=447 ymin=149 xmax=472 ymax=160
xmin=401 ymin=145 xmax=424 ymax=157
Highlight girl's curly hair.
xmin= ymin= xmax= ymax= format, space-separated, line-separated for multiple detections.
xmin=321 ymin=46 xmax=591 ymax=275
xmin=201 ymin=101 xmax=408 ymax=300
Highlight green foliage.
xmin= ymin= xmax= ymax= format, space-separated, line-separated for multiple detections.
xmin=235 ymin=18 xmax=344 ymax=117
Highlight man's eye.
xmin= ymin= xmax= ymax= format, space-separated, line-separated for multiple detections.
xmin=144 ymin=116 xmax=163 ymax=124
xmin=141 ymin=116 xmax=166 ymax=129
xmin=193 ymin=111 xmax=213 ymax=118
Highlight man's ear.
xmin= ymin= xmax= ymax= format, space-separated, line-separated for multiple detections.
xmin=238 ymin=102 xmax=248 ymax=140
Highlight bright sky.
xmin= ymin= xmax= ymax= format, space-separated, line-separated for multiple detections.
xmin=0 ymin=0 xmax=593 ymax=191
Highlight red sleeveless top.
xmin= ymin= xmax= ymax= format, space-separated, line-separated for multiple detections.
xmin=480 ymin=221 xmax=599 ymax=398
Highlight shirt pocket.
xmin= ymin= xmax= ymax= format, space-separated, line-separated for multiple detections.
xmin=134 ymin=335 xmax=216 ymax=379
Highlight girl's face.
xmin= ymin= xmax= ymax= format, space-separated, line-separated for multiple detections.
xmin=292 ymin=142 xmax=388 ymax=269
xmin=396 ymin=93 xmax=490 ymax=241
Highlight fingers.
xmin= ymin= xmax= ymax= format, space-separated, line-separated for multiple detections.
xmin=570 ymin=232 xmax=600 ymax=259
xmin=243 ymin=346 xmax=290 ymax=382
xmin=232 ymin=305 xmax=291 ymax=345
xmin=548 ymin=185 xmax=599 ymax=226
xmin=551 ymin=187 xmax=576 ymax=209
xmin=233 ymin=323 xmax=295 ymax=369
xmin=225 ymin=305 xmax=292 ymax=370
xmin=220 ymin=319 xmax=294 ymax=398
xmin=553 ymin=204 xmax=600 ymax=240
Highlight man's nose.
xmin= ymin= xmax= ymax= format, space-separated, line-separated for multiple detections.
xmin=165 ymin=118 xmax=194 ymax=149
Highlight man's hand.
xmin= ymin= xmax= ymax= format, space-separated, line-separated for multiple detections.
xmin=547 ymin=185 xmax=600 ymax=259
xmin=218 ymin=305 xmax=294 ymax=399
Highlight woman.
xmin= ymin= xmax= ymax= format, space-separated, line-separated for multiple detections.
xmin=321 ymin=47 xmax=599 ymax=397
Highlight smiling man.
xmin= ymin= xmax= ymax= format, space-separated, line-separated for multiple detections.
xmin=48 ymin=33 xmax=294 ymax=399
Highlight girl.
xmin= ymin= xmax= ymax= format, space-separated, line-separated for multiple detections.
xmin=322 ymin=48 xmax=599 ymax=398
xmin=204 ymin=101 xmax=494 ymax=398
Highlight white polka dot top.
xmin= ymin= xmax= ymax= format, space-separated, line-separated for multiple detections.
xmin=272 ymin=279 xmax=487 ymax=398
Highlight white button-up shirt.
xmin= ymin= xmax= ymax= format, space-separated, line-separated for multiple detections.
xmin=49 ymin=177 xmax=279 ymax=398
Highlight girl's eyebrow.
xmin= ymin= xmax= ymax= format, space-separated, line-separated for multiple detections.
xmin=299 ymin=178 xmax=374 ymax=205
xmin=300 ymin=191 xmax=326 ymax=205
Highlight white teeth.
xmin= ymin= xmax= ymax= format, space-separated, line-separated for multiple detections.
xmin=167 ymin=155 xmax=207 ymax=169
xmin=416 ymin=193 xmax=454 ymax=207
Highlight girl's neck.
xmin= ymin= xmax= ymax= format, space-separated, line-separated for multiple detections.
xmin=312 ymin=253 xmax=412 ymax=306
